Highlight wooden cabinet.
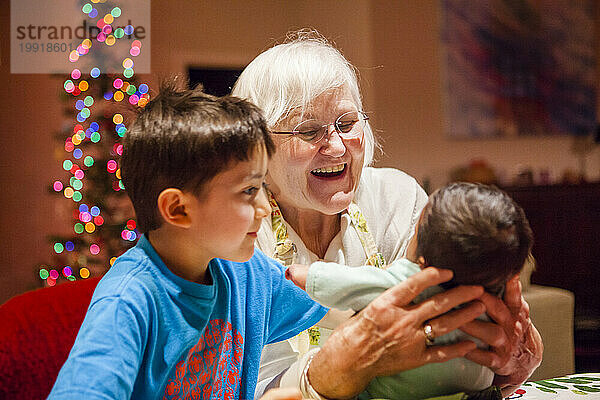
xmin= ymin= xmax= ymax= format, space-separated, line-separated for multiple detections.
xmin=504 ymin=183 xmax=600 ymax=319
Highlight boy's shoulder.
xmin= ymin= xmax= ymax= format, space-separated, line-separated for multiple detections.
xmin=91 ymin=244 xmax=160 ymax=305
xmin=248 ymin=247 xmax=284 ymax=271
xmin=213 ymin=247 xmax=285 ymax=281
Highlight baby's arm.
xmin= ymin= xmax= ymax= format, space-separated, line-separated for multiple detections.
xmin=287 ymin=259 xmax=421 ymax=311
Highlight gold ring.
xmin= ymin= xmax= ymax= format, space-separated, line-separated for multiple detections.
xmin=423 ymin=323 xmax=435 ymax=346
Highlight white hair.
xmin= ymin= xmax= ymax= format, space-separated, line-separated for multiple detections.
xmin=232 ymin=29 xmax=377 ymax=166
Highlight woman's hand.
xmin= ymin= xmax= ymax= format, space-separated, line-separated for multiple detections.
xmin=460 ymin=275 xmax=543 ymax=397
xmin=307 ymin=267 xmax=485 ymax=399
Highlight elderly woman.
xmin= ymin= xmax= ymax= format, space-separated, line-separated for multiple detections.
xmin=233 ymin=31 xmax=542 ymax=399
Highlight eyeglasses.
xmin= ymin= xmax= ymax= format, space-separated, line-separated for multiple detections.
xmin=271 ymin=110 xmax=369 ymax=144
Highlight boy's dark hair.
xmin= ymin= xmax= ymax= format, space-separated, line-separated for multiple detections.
xmin=416 ymin=182 xmax=533 ymax=295
xmin=121 ymin=79 xmax=275 ymax=233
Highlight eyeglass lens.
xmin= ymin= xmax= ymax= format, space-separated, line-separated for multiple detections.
xmin=293 ymin=111 xmax=366 ymax=143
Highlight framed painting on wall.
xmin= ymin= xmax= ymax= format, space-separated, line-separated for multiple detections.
xmin=440 ymin=0 xmax=597 ymax=138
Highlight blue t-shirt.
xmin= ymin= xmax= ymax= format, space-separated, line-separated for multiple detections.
xmin=48 ymin=235 xmax=327 ymax=400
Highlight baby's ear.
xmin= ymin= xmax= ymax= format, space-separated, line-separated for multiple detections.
xmin=156 ymin=188 xmax=192 ymax=228
xmin=417 ymin=256 xmax=428 ymax=268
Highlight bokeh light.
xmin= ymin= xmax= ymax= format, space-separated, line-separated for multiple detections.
xmin=90 ymin=244 xmax=100 ymax=255
xmin=64 ymin=80 xmax=75 ymax=93
xmin=90 ymin=67 xmax=101 ymax=78
xmin=79 ymin=267 xmax=90 ymax=279
xmin=53 ymin=181 xmax=63 ymax=191
xmin=85 ymin=222 xmax=96 ymax=233
xmin=79 ymin=211 xmax=92 ymax=223
xmin=54 ymin=243 xmax=64 ymax=253
xmin=90 ymin=132 xmax=101 ymax=142
xmin=107 ymin=160 xmax=118 ymax=172
xmin=138 ymin=84 xmax=149 ymax=94
xmin=74 ymin=223 xmax=84 ymax=234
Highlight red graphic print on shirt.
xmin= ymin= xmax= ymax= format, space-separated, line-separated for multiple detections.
xmin=162 ymin=319 xmax=244 ymax=400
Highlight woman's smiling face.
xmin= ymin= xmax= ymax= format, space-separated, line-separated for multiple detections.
xmin=267 ymin=86 xmax=365 ymax=215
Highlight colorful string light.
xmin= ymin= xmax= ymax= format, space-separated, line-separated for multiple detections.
xmin=43 ymin=2 xmax=150 ymax=285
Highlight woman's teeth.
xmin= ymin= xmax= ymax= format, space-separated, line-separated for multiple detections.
xmin=311 ymin=164 xmax=346 ymax=177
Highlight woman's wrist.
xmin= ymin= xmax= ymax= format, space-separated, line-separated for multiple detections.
xmin=307 ymin=316 xmax=376 ymax=399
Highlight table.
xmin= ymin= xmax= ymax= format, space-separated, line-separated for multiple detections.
xmin=506 ymin=373 xmax=600 ymax=399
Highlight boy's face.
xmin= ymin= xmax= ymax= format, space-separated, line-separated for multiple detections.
xmin=188 ymin=145 xmax=271 ymax=263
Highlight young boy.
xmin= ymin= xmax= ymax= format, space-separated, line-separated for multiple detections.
xmin=286 ymin=182 xmax=533 ymax=400
xmin=48 ymin=82 xmax=327 ymax=400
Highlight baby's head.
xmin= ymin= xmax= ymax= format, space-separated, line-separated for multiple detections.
xmin=121 ymin=79 xmax=275 ymax=234
xmin=414 ymin=182 xmax=533 ymax=295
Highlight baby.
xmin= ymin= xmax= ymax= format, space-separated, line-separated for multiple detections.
xmin=286 ymin=182 xmax=533 ymax=399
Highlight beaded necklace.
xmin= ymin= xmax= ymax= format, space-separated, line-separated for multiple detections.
xmin=268 ymin=192 xmax=386 ymax=347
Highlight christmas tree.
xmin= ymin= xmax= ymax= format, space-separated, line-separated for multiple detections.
xmin=38 ymin=2 xmax=149 ymax=287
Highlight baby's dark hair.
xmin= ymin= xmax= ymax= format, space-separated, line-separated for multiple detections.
xmin=121 ymin=79 xmax=275 ymax=233
xmin=416 ymin=182 xmax=533 ymax=294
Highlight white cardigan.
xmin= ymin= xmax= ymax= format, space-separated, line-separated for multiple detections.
xmin=254 ymin=167 xmax=428 ymax=398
